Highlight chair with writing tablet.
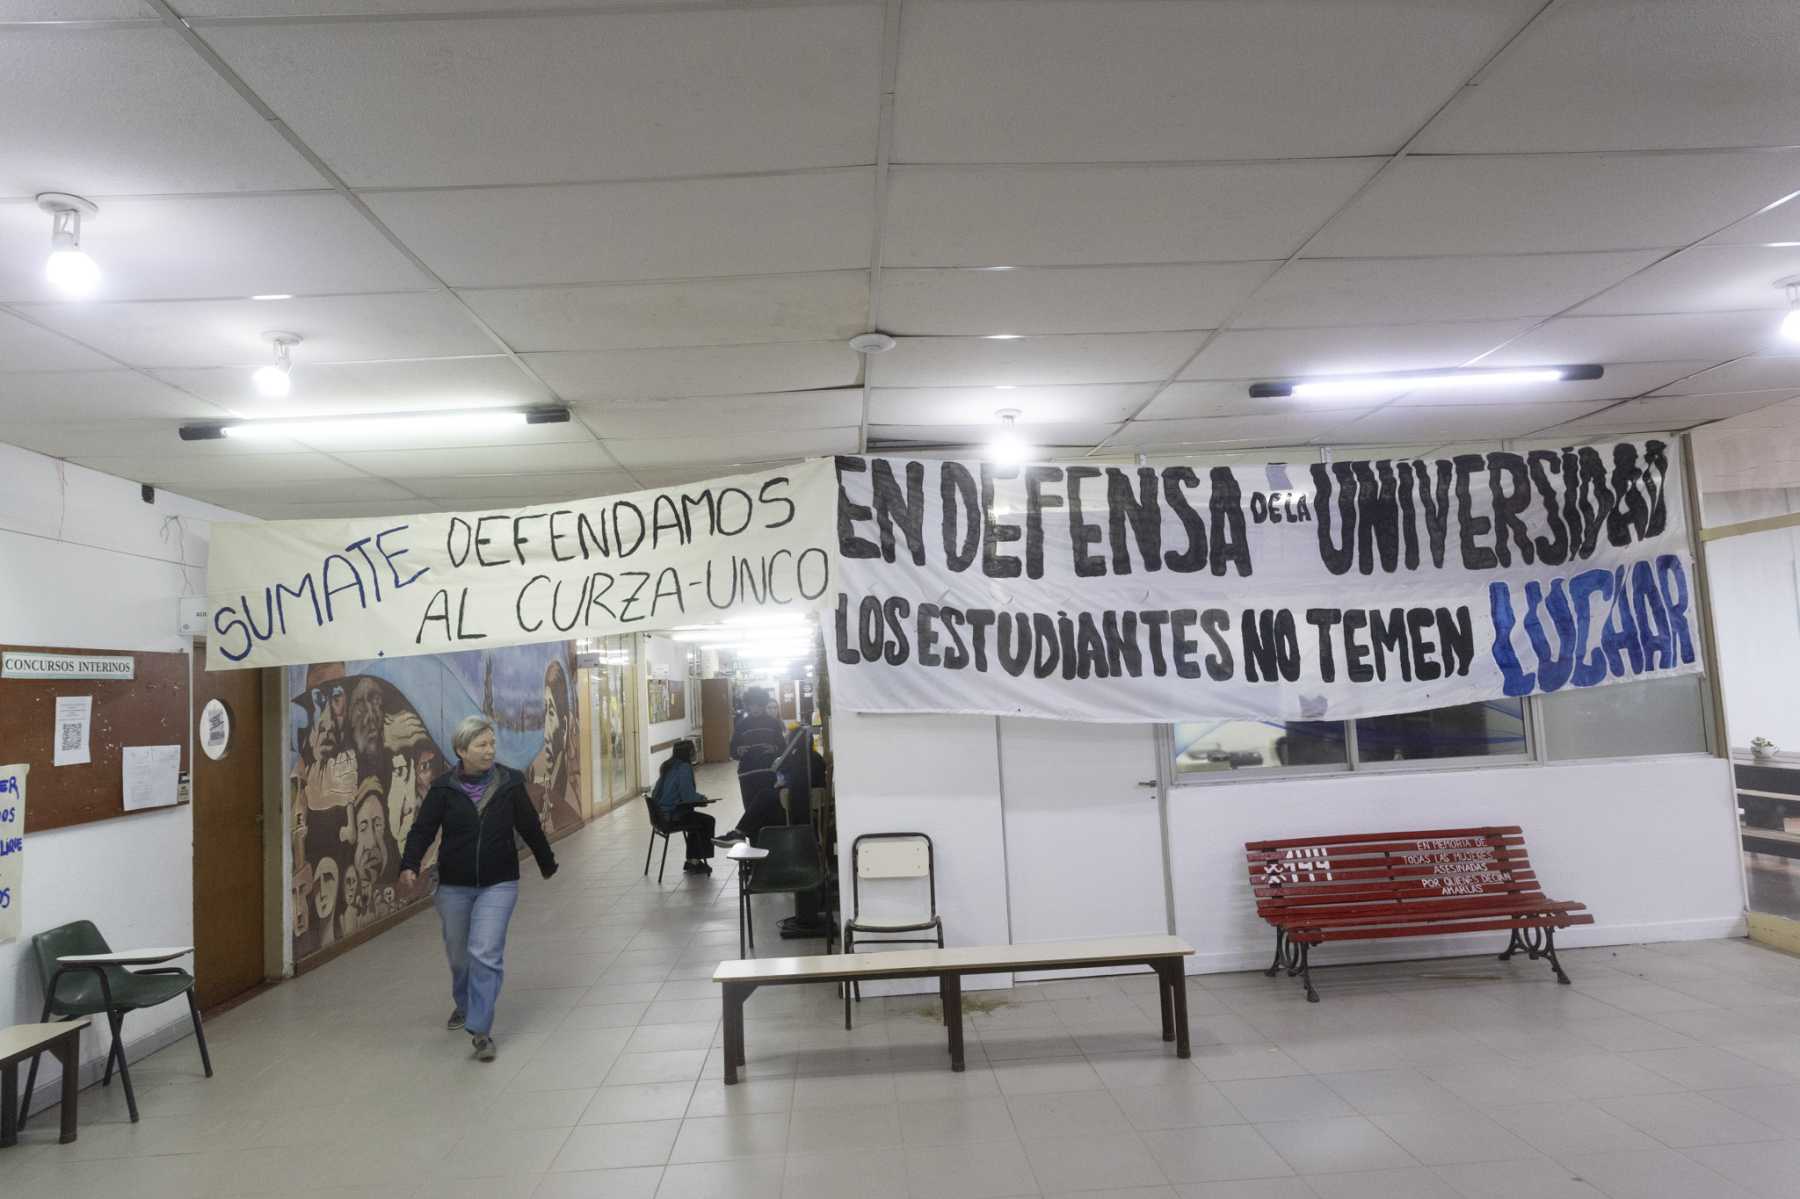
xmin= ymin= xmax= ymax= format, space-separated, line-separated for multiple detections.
xmin=842 ymin=834 xmax=943 ymax=1030
xmin=17 ymin=921 xmax=212 ymax=1127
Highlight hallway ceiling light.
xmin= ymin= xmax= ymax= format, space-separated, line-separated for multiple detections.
xmin=849 ymin=332 xmax=896 ymax=354
xmin=1250 ymin=364 xmax=1604 ymax=400
xmin=1779 ymin=279 xmax=1800 ymax=343
xmin=36 ymin=193 xmax=100 ymax=298
xmin=178 ymin=406 xmax=569 ymax=442
xmin=988 ymin=409 xmax=1027 ymax=464
xmin=252 ymin=332 xmax=301 ymax=398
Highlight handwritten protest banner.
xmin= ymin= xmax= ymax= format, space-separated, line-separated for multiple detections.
xmin=0 ymin=764 xmax=25 ymax=944
xmin=205 ymin=461 xmax=835 ymax=670
xmin=827 ymin=441 xmax=1702 ymax=722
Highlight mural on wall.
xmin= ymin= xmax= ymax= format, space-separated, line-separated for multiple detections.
xmin=286 ymin=643 xmax=581 ymax=963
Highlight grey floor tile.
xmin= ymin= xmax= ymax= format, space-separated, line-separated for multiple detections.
xmin=786 ymin=1103 xmax=903 ymax=1154
xmin=1594 ymin=1090 xmax=1786 ymax=1149
xmin=903 ymin=1139 xmax=1040 ymax=1199
xmin=550 ymin=1119 xmax=681 ymax=1172
xmin=1140 ymin=1125 xmax=1294 ymax=1184
xmin=669 ymin=1112 xmax=791 ymax=1163
xmin=900 ymin=1097 xmax=1017 ymax=1146
xmin=1682 ymin=1141 xmax=1800 ymax=1199
xmin=531 ymin=1166 xmax=664 ymax=1198
xmin=1216 ymin=1076 xmax=1354 ymax=1124
xmin=581 ymin=1080 xmax=697 ymax=1124
xmin=1257 ymin=1115 xmax=1417 ymax=1175
xmin=1555 ymin=1148 xmax=1756 ymax=1199
xmin=782 ymin=1147 xmax=909 ymax=1199
xmin=1306 ymin=1166 xmax=1462 ymax=1198
xmin=655 ymin=1158 xmax=787 ymax=1199
xmin=1317 ymin=1068 xmax=1464 ymax=1116
xmin=1484 ymin=1100 xmax=1661 ymax=1158
xmin=1007 ymin=1089 xmax=1132 ymax=1139
xmin=1430 ymin=1157 xmax=1606 ymax=1198
xmin=1369 ymin=1108 xmax=1539 ymax=1166
xmin=1022 ymin=1131 xmax=1169 ymax=1192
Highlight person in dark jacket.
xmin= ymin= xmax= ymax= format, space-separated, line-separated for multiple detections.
xmin=653 ymin=739 xmax=715 ymax=874
xmin=399 ymin=715 xmax=557 ymax=1062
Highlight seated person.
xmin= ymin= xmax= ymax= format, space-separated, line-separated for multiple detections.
xmin=651 ymin=739 xmax=715 ymax=875
xmin=717 ymin=737 xmax=827 ymax=845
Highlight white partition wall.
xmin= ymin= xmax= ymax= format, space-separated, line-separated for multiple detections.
xmin=1166 ymin=754 xmax=1745 ymax=975
xmin=999 ymin=719 xmax=1169 ymax=979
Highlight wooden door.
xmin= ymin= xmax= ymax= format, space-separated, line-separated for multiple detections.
xmin=192 ymin=658 xmax=266 ymax=1009
xmin=701 ymin=679 xmax=733 ymax=763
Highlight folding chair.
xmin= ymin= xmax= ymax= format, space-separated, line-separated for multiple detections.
xmin=740 ymin=824 xmax=836 ymax=959
xmin=842 ymin=833 xmax=942 ymax=1029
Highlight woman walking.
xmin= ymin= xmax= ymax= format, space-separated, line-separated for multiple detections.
xmin=399 ymin=715 xmax=557 ymax=1061
xmin=653 ymin=739 xmax=716 ymax=875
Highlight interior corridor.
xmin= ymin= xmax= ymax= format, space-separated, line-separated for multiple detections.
xmin=10 ymin=763 xmax=1800 ymax=1199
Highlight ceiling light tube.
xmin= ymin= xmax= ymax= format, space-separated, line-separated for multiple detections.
xmin=179 ymin=405 xmax=568 ymax=442
xmin=1780 ymin=281 xmax=1800 ymax=344
xmin=253 ymin=332 xmax=301 ymax=398
xmin=988 ymin=408 xmax=1028 ymax=464
xmin=1249 ymin=364 xmax=1604 ymax=400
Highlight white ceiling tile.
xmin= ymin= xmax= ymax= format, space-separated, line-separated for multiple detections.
xmin=462 ymin=273 xmax=869 ymax=353
xmin=0 ymin=311 xmax=116 ymax=371
xmin=1181 ymin=321 xmax=1534 ymax=381
xmin=1329 ymin=402 xmax=1615 ymax=444
xmin=1239 ymin=252 xmax=1659 ymax=328
xmin=606 ymin=427 xmax=857 ymax=468
xmin=868 ymin=333 xmax=1197 ymax=388
xmin=187 ymin=478 xmax=420 ymax=506
xmin=1544 ymin=391 xmax=1800 ymax=434
xmin=0 ymin=193 xmax=428 ymax=304
xmin=1416 ymin=0 xmax=1800 ymax=153
xmin=894 ymin=0 xmax=1537 ymax=162
xmin=631 ymin=463 xmax=801 ymax=489
xmin=1309 ymin=152 xmax=1800 ymax=258
xmin=884 ymin=161 xmax=1381 ymax=267
xmin=206 ymin=6 xmax=882 ymax=188
xmin=365 ymin=171 xmax=873 ymax=288
xmin=870 ymin=421 xmax=1113 ymax=448
xmin=335 ymin=441 xmax=618 ymax=478
xmin=1 ymin=420 xmax=305 ymax=459
xmin=0 ymin=28 xmax=322 ymax=198
xmin=1112 ymin=411 xmax=1375 ymax=450
xmin=23 ymin=292 xmax=493 ymax=369
xmin=226 ymin=498 xmax=443 ymax=520
xmin=72 ymin=450 xmax=369 ymax=487
xmin=1571 ymin=245 xmax=1800 ymax=316
xmin=1142 ymin=381 xmax=1406 ymax=422
xmin=581 ymin=390 xmax=864 ymax=439
xmin=9 ymin=2 xmax=151 ymax=15
xmin=879 ymin=263 xmax=1274 ymax=337
xmin=525 ymin=342 xmax=861 ymax=402
xmin=868 ymin=384 xmax=1151 ymax=427
xmin=403 ymin=471 xmax=635 ymax=503
xmin=0 ymin=369 xmax=225 ymax=421
xmin=151 ymin=356 xmax=553 ymax=420
xmin=1656 ymin=357 xmax=1800 ymax=394
xmin=180 ymin=0 xmax=782 ymax=11
xmin=1390 ymin=360 xmax=1719 ymax=407
xmin=1478 ymin=312 xmax=1777 ymax=368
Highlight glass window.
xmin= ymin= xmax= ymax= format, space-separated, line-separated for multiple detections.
xmin=1172 ymin=719 xmax=1347 ymax=776
xmin=1539 ymin=676 xmax=1709 ymax=761
xmin=1353 ymin=699 xmax=1527 ymax=765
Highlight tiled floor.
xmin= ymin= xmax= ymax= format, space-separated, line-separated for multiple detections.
xmin=10 ymin=764 xmax=1800 ymax=1198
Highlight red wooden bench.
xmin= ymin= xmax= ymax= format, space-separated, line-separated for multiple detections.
xmin=1245 ymin=825 xmax=1592 ymax=1002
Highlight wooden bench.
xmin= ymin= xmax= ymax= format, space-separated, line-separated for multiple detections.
xmin=2 ymin=1019 xmax=90 ymax=1147
xmin=1245 ymin=826 xmax=1592 ymax=1003
xmin=713 ymin=935 xmax=1193 ymax=1084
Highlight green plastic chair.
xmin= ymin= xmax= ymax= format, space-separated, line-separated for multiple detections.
xmin=17 ymin=920 xmax=213 ymax=1127
xmin=739 ymin=824 xmax=836 ymax=959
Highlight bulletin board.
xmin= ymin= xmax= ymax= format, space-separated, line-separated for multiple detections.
xmin=0 ymin=645 xmax=190 ymax=833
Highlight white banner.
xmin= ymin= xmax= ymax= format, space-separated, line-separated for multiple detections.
xmin=206 ymin=460 xmax=836 ymax=669
xmin=827 ymin=442 xmax=1702 ymax=723
xmin=0 ymin=764 xmax=24 ymax=944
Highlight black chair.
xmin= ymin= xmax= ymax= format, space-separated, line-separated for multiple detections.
xmin=740 ymin=824 xmax=836 ymax=959
xmin=843 ymin=834 xmax=943 ymax=1029
xmin=644 ymin=795 xmax=678 ymax=884
xmin=19 ymin=920 xmax=212 ymax=1127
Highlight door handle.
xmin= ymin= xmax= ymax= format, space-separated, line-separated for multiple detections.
xmin=1137 ymin=780 xmax=1159 ymax=789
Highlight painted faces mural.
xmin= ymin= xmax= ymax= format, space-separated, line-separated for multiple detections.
xmin=287 ymin=643 xmax=582 ymax=963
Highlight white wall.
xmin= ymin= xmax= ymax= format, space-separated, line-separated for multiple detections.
xmin=832 ymin=700 xmax=1745 ymax=987
xmin=1168 ymin=754 xmax=1744 ymax=974
xmin=1707 ymin=526 xmax=1800 ymax=751
xmin=639 ymin=634 xmax=698 ymax=781
xmin=0 ymin=443 xmax=248 ymax=1107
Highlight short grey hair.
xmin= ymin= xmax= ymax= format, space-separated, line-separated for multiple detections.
xmin=452 ymin=715 xmax=497 ymax=757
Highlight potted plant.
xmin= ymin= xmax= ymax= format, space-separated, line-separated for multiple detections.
xmin=1751 ymin=737 xmax=1778 ymax=761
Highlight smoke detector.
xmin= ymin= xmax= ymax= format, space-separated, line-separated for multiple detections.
xmin=849 ymin=332 xmax=896 ymax=354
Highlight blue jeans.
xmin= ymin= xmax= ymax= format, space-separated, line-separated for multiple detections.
xmin=434 ymin=880 xmax=519 ymax=1037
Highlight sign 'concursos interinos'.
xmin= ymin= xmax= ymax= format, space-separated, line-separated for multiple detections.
xmin=1 ymin=651 xmax=135 ymax=680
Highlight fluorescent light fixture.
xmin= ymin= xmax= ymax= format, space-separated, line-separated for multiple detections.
xmin=37 ymin=193 xmax=100 ymax=299
xmin=253 ymin=332 xmax=301 ymax=398
xmin=1780 ymin=281 xmax=1800 ymax=343
xmin=179 ymin=405 xmax=568 ymax=442
xmin=251 ymin=293 xmax=293 ymax=301
xmin=1249 ymin=364 xmax=1604 ymax=400
xmin=984 ymin=333 xmax=1023 ymax=340
xmin=988 ymin=409 xmax=1028 ymax=464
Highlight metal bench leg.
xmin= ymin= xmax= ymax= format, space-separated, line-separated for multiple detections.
xmin=1 ymin=1061 xmax=16 ymax=1148
xmin=1498 ymin=928 xmax=1526 ymax=962
xmin=1541 ymin=926 xmax=1571 ymax=985
xmin=1264 ymin=928 xmax=1286 ymax=978
xmin=54 ymin=1033 xmax=80 ymax=1144
xmin=843 ymin=926 xmax=855 ymax=1030
xmin=942 ymin=975 xmax=965 ymax=1072
xmin=106 ymin=1012 xmax=139 ymax=1122
xmin=1297 ymin=943 xmax=1319 ymax=1004
xmin=722 ymin=983 xmax=742 ymax=1085
xmin=187 ymin=989 xmax=214 ymax=1078
xmin=1156 ymin=962 xmax=1175 ymax=1043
